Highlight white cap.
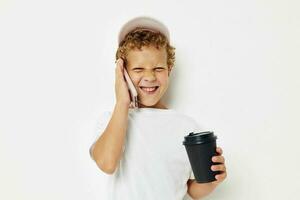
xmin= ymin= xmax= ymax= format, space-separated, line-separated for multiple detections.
xmin=118 ymin=16 xmax=170 ymax=46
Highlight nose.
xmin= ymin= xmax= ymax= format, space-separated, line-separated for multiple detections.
xmin=143 ymin=71 xmax=156 ymax=82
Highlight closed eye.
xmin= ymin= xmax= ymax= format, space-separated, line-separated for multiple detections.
xmin=155 ymin=68 xmax=165 ymax=71
xmin=133 ymin=68 xmax=143 ymax=72
xmin=132 ymin=67 xmax=166 ymax=72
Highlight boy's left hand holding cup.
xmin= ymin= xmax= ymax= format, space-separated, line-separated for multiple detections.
xmin=211 ymin=147 xmax=227 ymax=185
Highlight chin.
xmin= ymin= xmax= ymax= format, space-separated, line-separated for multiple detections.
xmin=139 ymin=101 xmax=157 ymax=108
xmin=138 ymin=99 xmax=164 ymax=108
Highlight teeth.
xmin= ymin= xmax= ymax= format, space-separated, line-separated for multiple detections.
xmin=140 ymin=87 xmax=157 ymax=92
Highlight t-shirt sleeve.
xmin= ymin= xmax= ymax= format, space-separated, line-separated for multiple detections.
xmin=89 ymin=111 xmax=112 ymax=161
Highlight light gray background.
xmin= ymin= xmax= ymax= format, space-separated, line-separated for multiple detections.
xmin=0 ymin=0 xmax=299 ymax=199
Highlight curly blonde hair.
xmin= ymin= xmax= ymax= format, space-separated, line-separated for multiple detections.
xmin=116 ymin=28 xmax=175 ymax=71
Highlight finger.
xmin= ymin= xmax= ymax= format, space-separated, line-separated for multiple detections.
xmin=215 ymin=172 xmax=227 ymax=181
xmin=115 ymin=59 xmax=125 ymax=78
xmin=211 ymin=164 xmax=226 ymax=172
xmin=116 ymin=58 xmax=123 ymax=65
xmin=115 ymin=59 xmax=123 ymax=70
xmin=212 ymin=155 xmax=225 ymax=163
xmin=118 ymin=58 xmax=124 ymax=67
xmin=129 ymin=102 xmax=133 ymax=109
xmin=216 ymin=147 xmax=223 ymax=154
xmin=212 ymin=177 xmax=221 ymax=185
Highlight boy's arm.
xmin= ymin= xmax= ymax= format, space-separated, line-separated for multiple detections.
xmin=91 ymin=102 xmax=129 ymax=174
xmin=187 ymin=179 xmax=217 ymax=200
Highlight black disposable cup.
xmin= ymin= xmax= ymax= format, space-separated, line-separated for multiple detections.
xmin=183 ymin=131 xmax=221 ymax=183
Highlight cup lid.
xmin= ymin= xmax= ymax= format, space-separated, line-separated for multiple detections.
xmin=183 ymin=131 xmax=217 ymax=145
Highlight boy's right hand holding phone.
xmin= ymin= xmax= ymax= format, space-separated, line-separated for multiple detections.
xmin=115 ymin=58 xmax=134 ymax=109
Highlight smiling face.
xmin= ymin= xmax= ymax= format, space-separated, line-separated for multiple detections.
xmin=126 ymin=45 xmax=172 ymax=109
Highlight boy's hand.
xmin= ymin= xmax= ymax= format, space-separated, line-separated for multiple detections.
xmin=115 ymin=58 xmax=132 ymax=108
xmin=210 ymin=147 xmax=227 ymax=186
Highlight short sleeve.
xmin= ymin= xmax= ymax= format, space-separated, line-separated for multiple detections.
xmin=89 ymin=111 xmax=112 ymax=161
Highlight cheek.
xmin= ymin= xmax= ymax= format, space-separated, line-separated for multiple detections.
xmin=157 ymin=74 xmax=169 ymax=85
xmin=130 ymin=75 xmax=140 ymax=86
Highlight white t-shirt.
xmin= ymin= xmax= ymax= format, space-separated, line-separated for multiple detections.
xmin=89 ymin=107 xmax=203 ymax=200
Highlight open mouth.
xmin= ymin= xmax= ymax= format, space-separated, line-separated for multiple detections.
xmin=139 ymin=86 xmax=159 ymax=95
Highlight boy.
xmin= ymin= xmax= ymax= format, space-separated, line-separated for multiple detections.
xmin=90 ymin=16 xmax=227 ymax=200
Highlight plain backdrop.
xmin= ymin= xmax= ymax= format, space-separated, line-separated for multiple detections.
xmin=1 ymin=0 xmax=299 ymax=199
